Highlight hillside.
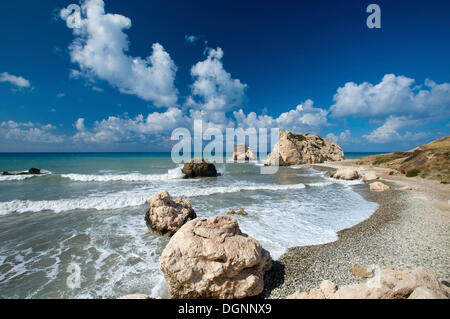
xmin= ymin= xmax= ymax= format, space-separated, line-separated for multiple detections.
xmin=356 ymin=136 xmax=450 ymax=183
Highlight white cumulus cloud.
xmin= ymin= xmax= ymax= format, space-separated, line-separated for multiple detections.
xmin=61 ymin=0 xmax=178 ymax=107
xmin=73 ymin=108 xmax=188 ymax=143
xmin=0 ymin=72 xmax=31 ymax=88
xmin=234 ymin=99 xmax=328 ymax=134
xmin=0 ymin=121 xmax=64 ymax=143
xmin=187 ymin=47 xmax=247 ymax=125
xmin=363 ymin=116 xmax=428 ymax=144
xmin=330 ymin=74 xmax=450 ymax=120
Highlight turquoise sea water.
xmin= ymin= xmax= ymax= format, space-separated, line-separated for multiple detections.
xmin=0 ymin=152 xmax=379 ymax=298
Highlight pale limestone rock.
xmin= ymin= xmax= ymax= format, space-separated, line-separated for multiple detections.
xmin=370 ymin=181 xmax=390 ymax=192
xmin=145 ymin=191 xmax=197 ymax=237
xmin=360 ymin=171 xmax=379 ymax=182
xmin=159 ymin=216 xmax=272 ymax=299
xmin=333 ymin=168 xmax=359 ymax=180
xmin=391 ymin=267 xmax=442 ymax=298
xmin=408 ymin=287 xmax=447 ymax=299
xmin=266 ymin=131 xmax=344 ymax=166
xmin=287 ymin=292 xmax=309 ymax=299
xmin=319 ymin=280 xmax=337 ymax=298
xmin=286 ymin=266 xmax=447 ymax=299
xmin=400 ymin=185 xmax=412 ymax=191
xmin=233 ymin=144 xmax=256 ymax=161
xmin=308 ymin=288 xmax=326 ymax=299
xmin=333 ymin=283 xmax=371 ymax=299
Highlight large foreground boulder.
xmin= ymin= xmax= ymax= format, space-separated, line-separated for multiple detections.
xmin=181 ymin=158 xmax=218 ymax=178
xmin=145 ymin=191 xmax=197 ymax=237
xmin=159 ymin=216 xmax=272 ymax=299
xmin=288 ymin=266 xmax=448 ymax=299
xmin=233 ymin=143 xmax=256 ymax=161
xmin=266 ymin=130 xmax=344 ymax=166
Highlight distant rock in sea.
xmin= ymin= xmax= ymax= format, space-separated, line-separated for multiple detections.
xmin=159 ymin=215 xmax=272 ymax=299
xmin=2 ymin=168 xmax=42 ymax=176
xmin=145 ymin=191 xmax=197 ymax=237
xmin=232 ymin=143 xmax=256 ymax=161
xmin=181 ymin=158 xmax=218 ymax=178
xmin=265 ymin=130 xmax=344 ymax=166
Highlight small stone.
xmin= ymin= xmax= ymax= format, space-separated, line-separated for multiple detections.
xmin=350 ymin=266 xmax=373 ymax=278
xmin=237 ymin=208 xmax=248 ymax=216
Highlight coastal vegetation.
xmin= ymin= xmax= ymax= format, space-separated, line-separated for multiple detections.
xmin=357 ymin=136 xmax=450 ymax=183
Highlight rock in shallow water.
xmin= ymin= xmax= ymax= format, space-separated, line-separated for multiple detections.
xmin=233 ymin=143 xmax=256 ymax=161
xmin=145 ymin=191 xmax=197 ymax=237
xmin=181 ymin=158 xmax=218 ymax=178
xmin=159 ymin=216 xmax=272 ymax=299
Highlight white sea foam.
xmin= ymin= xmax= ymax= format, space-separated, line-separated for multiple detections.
xmin=0 ymin=182 xmax=306 ymax=214
xmin=0 ymin=172 xmax=51 ymax=181
xmin=61 ymin=167 xmax=185 ymax=182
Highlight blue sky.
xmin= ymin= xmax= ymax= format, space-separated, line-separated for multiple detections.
xmin=0 ymin=0 xmax=449 ymax=152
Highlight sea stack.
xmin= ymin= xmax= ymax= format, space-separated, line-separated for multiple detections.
xmin=232 ymin=143 xmax=256 ymax=161
xmin=266 ymin=130 xmax=345 ymax=166
xmin=159 ymin=216 xmax=272 ymax=299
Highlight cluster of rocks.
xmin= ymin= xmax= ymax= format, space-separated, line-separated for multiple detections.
xmin=328 ymin=167 xmax=412 ymax=192
xmin=232 ymin=143 xmax=256 ymax=161
xmin=145 ymin=191 xmax=197 ymax=237
xmin=143 ymin=191 xmax=271 ymax=299
xmin=228 ymin=208 xmax=248 ymax=216
xmin=181 ymin=158 xmax=218 ymax=178
xmin=266 ymin=130 xmax=345 ymax=166
xmin=287 ymin=266 xmax=448 ymax=299
xmin=2 ymin=168 xmax=42 ymax=176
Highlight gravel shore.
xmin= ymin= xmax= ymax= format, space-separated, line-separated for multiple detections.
xmin=263 ymin=160 xmax=450 ymax=298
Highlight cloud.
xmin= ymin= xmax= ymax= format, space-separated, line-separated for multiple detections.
xmin=363 ymin=116 xmax=428 ymax=144
xmin=186 ymin=47 xmax=247 ymax=125
xmin=73 ymin=108 xmax=188 ymax=143
xmin=56 ymin=93 xmax=65 ymax=98
xmin=330 ymin=74 xmax=450 ymax=120
xmin=234 ymin=99 xmax=329 ymax=134
xmin=61 ymin=0 xmax=178 ymax=107
xmin=185 ymin=34 xmax=200 ymax=45
xmin=0 ymin=121 xmax=64 ymax=143
xmin=0 ymin=72 xmax=31 ymax=88
xmin=326 ymin=129 xmax=351 ymax=144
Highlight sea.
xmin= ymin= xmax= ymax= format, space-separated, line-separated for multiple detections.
xmin=0 ymin=152 xmax=381 ymax=298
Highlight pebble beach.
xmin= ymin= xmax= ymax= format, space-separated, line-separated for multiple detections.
xmin=264 ymin=160 xmax=450 ymax=298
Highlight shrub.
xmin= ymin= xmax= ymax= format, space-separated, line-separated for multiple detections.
xmin=406 ymin=168 xmax=421 ymax=177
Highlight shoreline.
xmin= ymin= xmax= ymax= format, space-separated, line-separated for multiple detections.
xmin=263 ymin=159 xmax=450 ymax=298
